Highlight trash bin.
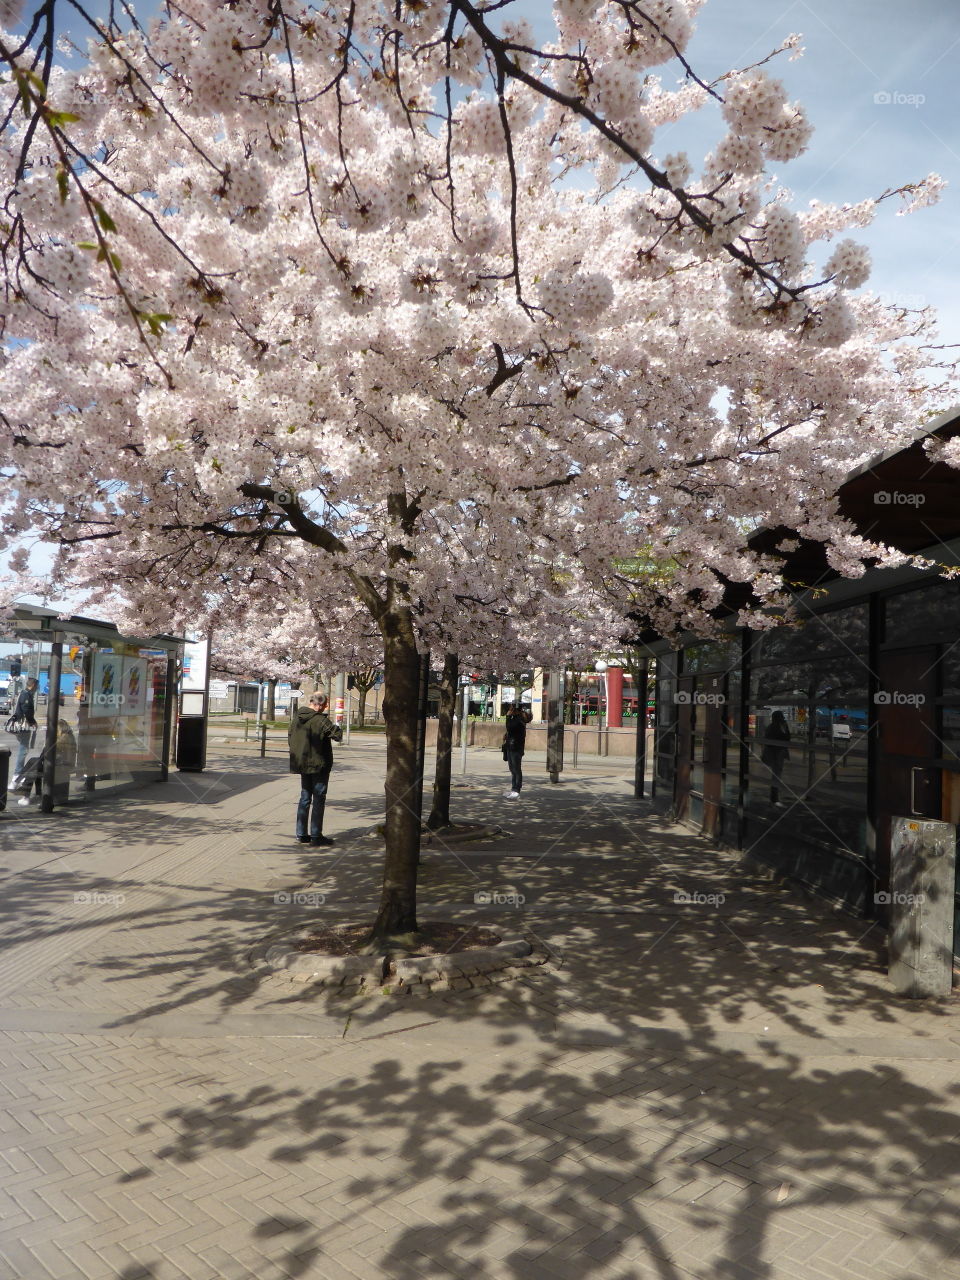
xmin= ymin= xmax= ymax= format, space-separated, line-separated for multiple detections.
xmin=176 ymin=715 xmax=207 ymax=772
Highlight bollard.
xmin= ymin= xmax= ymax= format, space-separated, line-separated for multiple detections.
xmin=244 ymin=718 xmax=250 ymax=741
xmin=888 ymin=816 xmax=956 ymax=998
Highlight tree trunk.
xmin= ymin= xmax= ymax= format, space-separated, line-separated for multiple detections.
xmin=427 ymin=652 xmax=458 ymax=830
xmin=413 ymin=650 xmax=431 ymax=832
xmin=358 ymin=686 xmax=367 ymax=726
xmin=265 ymin=678 xmax=276 ymax=721
xmin=369 ymin=609 xmax=423 ymax=940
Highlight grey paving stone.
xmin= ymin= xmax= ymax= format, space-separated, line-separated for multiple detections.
xmin=2 ymin=749 xmax=959 ymax=1280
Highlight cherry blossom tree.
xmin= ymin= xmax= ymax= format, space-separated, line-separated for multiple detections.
xmin=1 ymin=1 xmax=956 ymax=940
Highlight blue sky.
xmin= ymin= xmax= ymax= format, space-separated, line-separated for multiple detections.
xmin=651 ymin=0 xmax=960 ymax=341
xmin=501 ymin=0 xmax=960 ymax=341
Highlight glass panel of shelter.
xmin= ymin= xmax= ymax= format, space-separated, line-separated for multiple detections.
xmin=74 ymin=642 xmax=169 ymax=796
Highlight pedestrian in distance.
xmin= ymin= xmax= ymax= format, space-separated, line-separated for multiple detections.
xmin=288 ymin=691 xmax=343 ymax=845
xmin=502 ymin=702 xmax=532 ymax=799
xmin=760 ymin=710 xmax=791 ymax=807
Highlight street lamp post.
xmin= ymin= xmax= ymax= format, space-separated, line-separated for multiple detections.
xmin=595 ymin=660 xmax=608 ymax=756
xmin=459 ymin=677 xmax=470 ymax=775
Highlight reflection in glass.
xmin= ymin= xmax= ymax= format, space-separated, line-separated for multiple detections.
xmin=722 ymin=672 xmax=742 ymax=807
xmin=748 ymin=603 xmax=869 ymax=669
xmin=747 ymin=655 xmax=868 ymax=855
xmin=885 ymin=578 xmax=960 ymax=649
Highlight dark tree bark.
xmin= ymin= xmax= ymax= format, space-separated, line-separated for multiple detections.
xmin=413 ymin=650 xmax=431 ymax=830
xmin=265 ymin=677 xmax=276 ymax=721
xmin=427 ymin=652 xmax=458 ymax=830
xmin=368 ymin=605 xmax=423 ymax=941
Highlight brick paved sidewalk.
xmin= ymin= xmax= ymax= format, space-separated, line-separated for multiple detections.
xmin=0 ymin=742 xmax=958 ymax=1280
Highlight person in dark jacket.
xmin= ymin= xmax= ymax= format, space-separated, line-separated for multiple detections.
xmin=288 ymin=692 xmax=343 ymax=845
xmin=760 ymin=710 xmax=791 ymax=806
xmin=503 ymin=703 xmax=532 ymax=799
xmin=10 ymin=677 xmax=39 ymax=778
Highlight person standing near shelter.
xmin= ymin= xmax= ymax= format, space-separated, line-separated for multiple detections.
xmin=760 ymin=710 xmax=791 ymax=807
xmin=503 ymin=703 xmax=532 ymax=799
xmin=8 ymin=676 xmax=39 ymax=779
xmin=288 ymin=692 xmax=342 ymax=845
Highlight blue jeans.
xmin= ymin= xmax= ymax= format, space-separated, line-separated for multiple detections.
xmin=297 ymin=771 xmax=330 ymax=840
xmin=13 ymin=731 xmax=34 ymax=780
xmin=506 ymin=749 xmax=523 ymax=793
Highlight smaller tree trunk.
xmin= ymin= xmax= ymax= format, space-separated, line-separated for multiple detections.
xmin=358 ymin=686 xmax=368 ymax=726
xmin=265 ymin=678 xmax=276 ymax=721
xmin=427 ymin=652 xmax=458 ymax=830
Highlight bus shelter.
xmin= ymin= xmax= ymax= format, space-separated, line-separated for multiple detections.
xmin=1 ymin=605 xmax=182 ymax=813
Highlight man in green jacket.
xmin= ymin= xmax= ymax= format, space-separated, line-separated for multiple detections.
xmin=288 ymin=692 xmax=343 ymax=845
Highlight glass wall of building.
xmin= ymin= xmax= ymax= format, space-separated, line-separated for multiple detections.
xmin=743 ymin=604 xmax=871 ymax=904
xmin=653 ymin=652 xmax=678 ymax=797
xmin=645 ymin=559 xmax=960 ymax=945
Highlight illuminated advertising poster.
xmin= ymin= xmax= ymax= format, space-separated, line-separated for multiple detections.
xmin=121 ymin=657 xmax=148 ymax=717
xmin=90 ymin=651 xmax=124 ymax=714
xmin=181 ymin=636 xmax=210 ymax=693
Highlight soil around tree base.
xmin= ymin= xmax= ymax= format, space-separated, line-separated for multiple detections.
xmin=291 ymin=921 xmax=502 ymax=957
xmin=251 ymin=920 xmax=536 ymax=990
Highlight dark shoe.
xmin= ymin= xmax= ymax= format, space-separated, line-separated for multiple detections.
xmin=311 ymin=835 xmax=334 ymax=847
xmin=297 ymin=835 xmax=311 ymax=844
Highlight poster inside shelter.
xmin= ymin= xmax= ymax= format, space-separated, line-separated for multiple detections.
xmin=121 ymin=658 xmax=148 ymax=717
xmin=90 ymin=652 xmax=123 ymax=713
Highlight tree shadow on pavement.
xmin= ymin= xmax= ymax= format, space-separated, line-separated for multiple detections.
xmin=43 ymin=757 xmax=958 ymax=1280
